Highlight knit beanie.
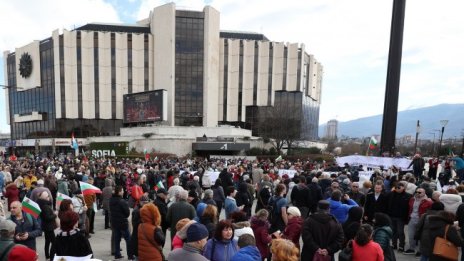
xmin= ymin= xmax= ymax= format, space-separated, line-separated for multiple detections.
xmin=186 ymin=223 xmax=209 ymax=242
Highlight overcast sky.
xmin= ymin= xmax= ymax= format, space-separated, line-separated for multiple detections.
xmin=1 ymin=0 xmax=463 ymax=134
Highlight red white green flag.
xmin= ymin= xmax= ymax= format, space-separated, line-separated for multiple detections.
xmin=369 ymin=137 xmax=378 ymax=150
xmin=22 ymin=197 xmax=41 ymax=218
xmin=154 ymin=180 xmax=164 ymax=191
xmin=79 ymin=181 xmax=102 ymax=196
xmin=56 ymin=192 xmax=72 ymax=209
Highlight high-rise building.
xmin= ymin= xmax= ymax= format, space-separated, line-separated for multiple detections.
xmin=3 ymin=3 xmax=323 ymax=154
xmin=325 ymin=119 xmax=338 ymax=140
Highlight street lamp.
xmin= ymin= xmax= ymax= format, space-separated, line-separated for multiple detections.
xmin=438 ymin=120 xmax=449 ymax=156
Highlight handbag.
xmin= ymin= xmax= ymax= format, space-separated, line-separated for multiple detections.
xmin=339 ymin=240 xmax=353 ymax=261
xmin=313 ymin=252 xmax=331 ymax=261
xmin=433 ymin=224 xmax=458 ymax=261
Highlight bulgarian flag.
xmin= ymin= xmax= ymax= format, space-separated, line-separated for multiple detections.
xmin=369 ymin=136 xmax=378 ymax=150
xmin=56 ymin=192 xmax=72 ymax=209
xmin=79 ymin=181 xmax=102 ymax=195
xmin=22 ymin=197 xmax=41 ymax=218
xmin=154 ymin=180 xmax=164 ymax=191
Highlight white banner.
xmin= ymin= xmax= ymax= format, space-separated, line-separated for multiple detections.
xmin=278 ymin=169 xmax=298 ymax=179
xmin=336 ymin=155 xmax=412 ymax=170
xmin=204 ymin=171 xmax=221 ymax=184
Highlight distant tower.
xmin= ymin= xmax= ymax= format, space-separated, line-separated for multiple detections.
xmin=325 ymin=119 xmax=338 ymax=140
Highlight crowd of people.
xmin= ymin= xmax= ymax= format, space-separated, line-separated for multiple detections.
xmin=0 ymin=152 xmax=463 ymax=261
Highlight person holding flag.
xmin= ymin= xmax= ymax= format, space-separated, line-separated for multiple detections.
xmin=36 ymin=191 xmax=57 ymax=260
xmin=9 ymin=200 xmax=42 ymax=250
xmin=71 ymin=132 xmax=79 ymax=157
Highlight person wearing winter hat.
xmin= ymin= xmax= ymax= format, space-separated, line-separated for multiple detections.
xmin=168 ymin=222 xmax=209 ymax=261
xmin=0 ymin=219 xmax=38 ymax=261
xmin=274 ymin=207 xmax=303 ymax=249
xmin=52 ymin=210 xmax=93 ymax=259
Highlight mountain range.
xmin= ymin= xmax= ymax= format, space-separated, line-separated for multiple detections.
xmin=319 ymin=103 xmax=464 ymax=139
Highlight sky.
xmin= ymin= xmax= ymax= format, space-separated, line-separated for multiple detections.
xmin=1 ymin=0 xmax=463 ymax=134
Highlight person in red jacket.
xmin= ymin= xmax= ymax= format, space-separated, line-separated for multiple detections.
xmin=273 ymin=207 xmax=304 ymax=249
xmin=405 ymin=188 xmax=432 ymax=255
xmin=250 ymin=209 xmax=272 ymax=259
xmin=4 ymin=182 xmax=19 ymax=211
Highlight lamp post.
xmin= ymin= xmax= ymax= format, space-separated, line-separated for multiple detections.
xmin=414 ymin=120 xmax=420 ymax=153
xmin=438 ymin=120 xmax=449 ymax=156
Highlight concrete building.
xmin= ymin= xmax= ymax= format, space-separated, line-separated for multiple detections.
xmin=325 ymin=119 xmax=338 ymax=140
xmin=3 ymin=3 xmax=323 ymax=156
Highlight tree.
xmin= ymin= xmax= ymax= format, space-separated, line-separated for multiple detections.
xmin=254 ymin=105 xmax=301 ymax=153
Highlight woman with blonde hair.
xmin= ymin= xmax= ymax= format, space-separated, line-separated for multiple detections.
xmin=200 ymin=204 xmax=218 ymax=239
xmin=138 ymin=203 xmax=165 ymax=261
xmin=270 ymin=239 xmax=299 ymax=261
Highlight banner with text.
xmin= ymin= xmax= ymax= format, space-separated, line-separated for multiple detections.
xmin=336 ymin=155 xmax=412 ymax=170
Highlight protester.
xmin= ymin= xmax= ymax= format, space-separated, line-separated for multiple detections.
xmin=129 ymin=194 xmax=150 ymax=259
xmin=352 ymin=224 xmax=384 ymax=261
xmin=168 ymin=222 xmax=210 ymax=261
xmin=8 ymin=201 xmax=42 ymax=250
xmin=36 ymin=191 xmax=57 ymax=260
xmin=269 ymin=184 xmax=288 ymax=233
xmin=137 ymin=203 xmax=165 ymax=261
xmin=172 ymin=219 xmax=195 ymax=250
xmin=200 ymin=204 xmax=218 ymax=239
xmin=212 ymin=179 xmax=226 ymax=216
xmin=405 ymin=187 xmax=432 ymax=255
xmin=280 ymin=206 xmax=303 ymax=249
xmin=373 ymin=213 xmax=395 ymax=261
xmin=417 ymin=211 xmax=462 ymax=261
xmin=301 ymin=200 xmax=344 ymax=261
xmin=52 ymin=210 xmax=93 ymax=259
xmin=270 ymin=239 xmax=299 ymax=261
xmin=101 ymin=178 xmax=113 ymax=229
xmin=153 ymin=188 xmax=169 ymax=238
xmin=230 ymin=211 xmax=254 ymax=241
xmin=203 ymin=220 xmax=239 ymax=261
xmin=167 ymin=189 xmax=197 ymax=244
xmin=0 ymin=219 xmax=38 ymax=260
xmin=342 ymin=206 xmax=363 ymax=247
xmin=250 ymin=209 xmax=272 ymax=260
xmin=109 ymin=185 xmax=130 ymax=259
xmin=230 ymin=234 xmax=261 ymax=261
xmin=328 ymin=189 xmax=358 ymax=223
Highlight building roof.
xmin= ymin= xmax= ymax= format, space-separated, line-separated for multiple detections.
xmin=75 ymin=23 xmax=151 ymax=34
xmin=220 ymin=30 xmax=269 ymax=41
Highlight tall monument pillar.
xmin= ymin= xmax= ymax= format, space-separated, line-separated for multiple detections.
xmin=380 ymin=0 xmax=406 ymax=155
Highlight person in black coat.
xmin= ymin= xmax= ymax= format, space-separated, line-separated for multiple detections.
xmin=219 ymin=168 xmax=234 ymax=192
xmin=51 ymin=210 xmax=93 ymax=259
xmin=37 ymin=191 xmax=57 ymax=260
xmin=387 ymin=182 xmax=412 ymax=251
xmin=153 ymin=188 xmax=169 ymax=241
xmin=235 ymin=182 xmax=252 ymax=218
xmin=128 ymin=195 xmax=150 ymax=259
xmin=363 ymin=183 xmax=388 ymax=224
xmin=109 ymin=185 xmax=131 ymax=259
xmin=301 ymin=200 xmax=344 ymax=261
xmin=342 ymin=206 xmax=363 ymax=247
xmin=291 ymin=176 xmax=312 ymax=218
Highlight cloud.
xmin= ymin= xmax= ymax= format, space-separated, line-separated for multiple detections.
xmin=2 ymin=0 xmax=464 ymax=134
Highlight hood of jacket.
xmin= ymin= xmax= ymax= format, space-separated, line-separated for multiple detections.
xmin=375 ymin=225 xmax=393 ymax=237
xmin=310 ymin=212 xmax=336 ymax=224
xmin=233 ymin=221 xmax=251 ymax=230
xmin=140 ymin=203 xmax=161 ymax=226
xmin=439 ymin=194 xmax=462 ymax=212
xmin=427 ymin=214 xmax=453 ymax=230
xmin=250 ymin=216 xmax=269 ymax=230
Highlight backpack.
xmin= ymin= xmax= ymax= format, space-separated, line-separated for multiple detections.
xmin=267 ymin=196 xmax=282 ymax=222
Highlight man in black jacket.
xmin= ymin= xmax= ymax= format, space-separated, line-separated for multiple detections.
xmin=109 ymin=185 xmax=130 ymax=259
xmin=387 ymin=181 xmax=411 ymax=252
xmin=291 ymin=176 xmax=312 ymax=218
xmin=301 ymin=200 xmax=344 ymax=261
xmin=154 ymin=188 xmax=169 ymax=244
